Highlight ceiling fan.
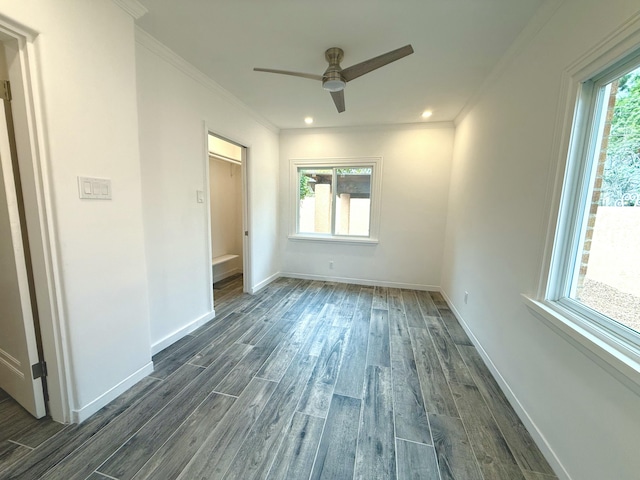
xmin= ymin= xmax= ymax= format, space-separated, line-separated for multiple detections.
xmin=253 ymin=44 xmax=414 ymax=113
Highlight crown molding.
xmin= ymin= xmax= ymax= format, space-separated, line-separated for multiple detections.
xmin=112 ymin=0 xmax=148 ymax=20
xmin=454 ymin=0 xmax=565 ymax=125
xmin=0 ymin=13 xmax=39 ymax=41
xmin=566 ymin=8 xmax=640 ymax=80
xmin=280 ymin=120 xmax=455 ymax=136
xmin=135 ymin=27 xmax=279 ymax=134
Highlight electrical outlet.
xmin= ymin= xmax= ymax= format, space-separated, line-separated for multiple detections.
xmin=464 ymin=291 xmax=469 ymax=304
xmin=329 ymin=260 xmax=334 ymax=269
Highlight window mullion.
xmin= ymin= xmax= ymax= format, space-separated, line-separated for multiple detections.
xmin=296 ymin=167 xmax=301 ymax=234
xmin=330 ymin=168 xmax=337 ymax=235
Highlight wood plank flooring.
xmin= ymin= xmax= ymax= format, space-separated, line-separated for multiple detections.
xmin=0 ymin=275 xmax=557 ymax=479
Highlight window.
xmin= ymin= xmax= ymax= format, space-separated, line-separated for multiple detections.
xmin=290 ymin=158 xmax=382 ymax=243
xmin=540 ymin=49 xmax=640 ymax=380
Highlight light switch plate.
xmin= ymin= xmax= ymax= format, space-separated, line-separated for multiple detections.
xmin=196 ymin=190 xmax=204 ymax=203
xmin=78 ymin=176 xmax=112 ymax=200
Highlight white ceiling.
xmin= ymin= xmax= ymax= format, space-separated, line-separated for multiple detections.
xmin=136 ymin=0 xmax=545 ymax=130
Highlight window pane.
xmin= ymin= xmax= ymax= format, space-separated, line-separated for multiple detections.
xmin=571 ymin=66 xmax=640 ymax=334
xmin=298 ymin=168 xmax=332 ymax=234
xmin=335 ymin=168 xmax=372 ymax=236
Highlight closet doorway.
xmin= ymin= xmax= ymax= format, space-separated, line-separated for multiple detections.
xmin=207 ymin=133 xmax=249 ymax=297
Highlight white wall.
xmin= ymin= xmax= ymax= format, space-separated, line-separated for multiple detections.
xmin=280 ymin=124 xmax=454 ymax=289
xmin=0 ymin=0 xmax=152 ymax=421
xmin=136 ymin=31 xmax=280 ymax=352
xmin=442 ymin=1 xmax=640 ymax=478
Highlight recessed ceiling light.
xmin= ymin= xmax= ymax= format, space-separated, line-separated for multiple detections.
xmin=421 ymin=110 xmax=433 ymax=119
xmin=304 ymin=117 xmax=314 ymax=125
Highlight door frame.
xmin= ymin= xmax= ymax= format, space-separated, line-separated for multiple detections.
xmin=203 ymin=125 xmax=252 ymax=304
xmin=0 ymin=19 xmax=70 ymax=422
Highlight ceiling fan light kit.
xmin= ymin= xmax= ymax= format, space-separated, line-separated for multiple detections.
xmin=322 ymin=47 xmax=347 ymax=92
xmin=254 ymin=44 xmax=414 ymax=113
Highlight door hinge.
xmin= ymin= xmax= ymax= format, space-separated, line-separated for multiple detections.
xmin=32 ymin=361 xmax=47 ymax=379
xmin=0 ymin=81 xmax=11 ymax=101
xmin=244 ymin=231 xmax=248 ymax=236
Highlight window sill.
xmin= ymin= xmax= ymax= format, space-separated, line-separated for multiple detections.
xmin=288 ymin=234 xmax=379 ymax=245
xmin=522 ymin=295 xmax=640 ymax=394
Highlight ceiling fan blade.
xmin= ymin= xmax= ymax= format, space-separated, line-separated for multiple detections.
xmin=341 ymin=44 xmax=414 ymax=82
xmin=253 ymin=68 xmax=323 ymax=81
xmin=330 ymin=90 xmax=345 ymax=113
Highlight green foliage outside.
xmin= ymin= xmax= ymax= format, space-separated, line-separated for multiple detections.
xmin=299 ymin=174 xmax=314 ymax=200
xmin=299 ymin=167 xmax=372 ymax=200
xmin=336 ymin=167 xmax=372 ymax=175
xmin=603 ymin=68 xmax=640 ymax=206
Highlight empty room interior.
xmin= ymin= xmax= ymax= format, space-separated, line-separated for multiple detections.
xmin=0 ymin=1 xmax=639 ymax=479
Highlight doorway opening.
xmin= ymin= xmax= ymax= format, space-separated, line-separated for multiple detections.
xmin=0 ymin=30 xmax=58 ymax=420
xmin=207 ymin=133 xmax=250 ymax=303
xmin=0 ymin=23 xmax=68 ymax=423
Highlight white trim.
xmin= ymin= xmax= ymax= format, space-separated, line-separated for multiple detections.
xmin=455 ymin=0 xmax=564 ymax=125
xmin=111 ymin=0 xmax=148 ymax=19
xmin=280 ymin=121 xmax=454 ymax=135
xmin=241 ymin=144 xmax=251 ymax=294
xmin=0 ymin=14 xmax=38 ymax=41
xmin=289 ymin=157 xmax=383 ymax=241
xmin=26 ymin=46 xmax=73 ymax=424
xmin=533 ymin=11 xmax=640 ymax=393
xmin=71 ymin=362 xmax=154 ymax=423
xmin=250 ymin=271 xmax=281 ymax=295
xmin=441 ymin=292 xmax=571 ymax=480
xmin=202 ymin=124 xmax=214 ymax=314
xmin=523 ymin=296 xmax=640 ymax=396
xmin=205 ymin=129 xmax=251 ymax=297
xmin=564 ymin=10 xmax=640 ymax=82
xmin=287 ymin=234 xmax=378 ymax=245
xmin=535 ymin=70 xmax=578 ymax=299
xmin=150 ymin=310 xmax=216 ymax=356
xmin=280 ymin=272 xmax=439 ymax=292
xmin=135 ymin=28 xmax=278 ymax=134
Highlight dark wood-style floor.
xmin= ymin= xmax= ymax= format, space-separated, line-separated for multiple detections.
xmin=0 ymin=275 xmax=557 ymax=480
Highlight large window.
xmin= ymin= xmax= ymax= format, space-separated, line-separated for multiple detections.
xmin=543 ymin=51 xmax=640 ymax=373
xmin=290 ymin=158 xmax=382 ymax=243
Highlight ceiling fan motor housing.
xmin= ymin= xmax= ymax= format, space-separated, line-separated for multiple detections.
xmin=323 ymin=47 xmax=346 ymax=92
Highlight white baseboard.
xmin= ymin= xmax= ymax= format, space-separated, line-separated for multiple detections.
xmin=440 ymin=291 xmax=571 ymax=480
xmin=250 ymin=271 xmax=280 ymax=294
xmin=151 ymin=310 xmax=216 ymax=356
xmin=71 ymin=361 xmax=154 ymax=423
xmin=213 ymin=267 xmax=241 ymax=284
xmin=280 ymin=271 xmax=439 ymax=291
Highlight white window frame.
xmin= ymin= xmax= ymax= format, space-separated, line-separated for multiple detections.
xmin=524 ymin=23 xmax=640 ymax=393
xmin=289 ymin=157 xmax=382 ymax=244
